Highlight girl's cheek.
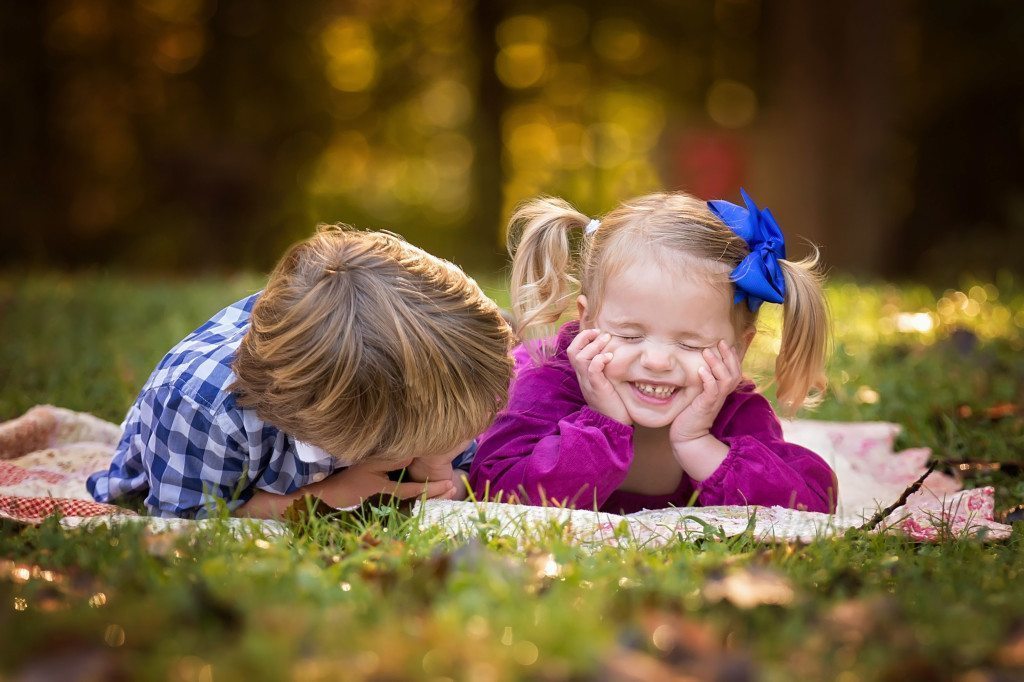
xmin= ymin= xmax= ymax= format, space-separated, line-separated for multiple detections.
xmin=603 ymin=347 xmax=634 ymax=379
xmin=678 ymin=353 xmax=704 ymax=383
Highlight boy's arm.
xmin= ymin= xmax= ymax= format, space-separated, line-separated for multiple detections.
xmin=469 ymin=365 xmax=634 ymax=508
xmin=235 ymin=461 xmax=454 ymax=519
xmin=134 ymin=387 xmax=447 ymax=519
xmin=134 ymin=386 xmax=260 ymax=518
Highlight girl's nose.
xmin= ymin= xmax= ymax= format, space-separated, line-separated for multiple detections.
xmin=640 ymin=343 xmax=674 ymax=372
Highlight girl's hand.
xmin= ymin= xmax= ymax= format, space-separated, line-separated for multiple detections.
xmin=670 ymin=340 xmax=743 ymax=445
xmin=567 ymin=328 xmax=632 ymax=425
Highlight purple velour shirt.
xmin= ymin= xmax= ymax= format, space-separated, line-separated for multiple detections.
xmin=469 ymin=321 xmax=838 ymax=515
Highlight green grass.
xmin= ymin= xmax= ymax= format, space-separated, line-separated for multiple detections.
xmin=1 ymin=272 xmax=1023 ymax=681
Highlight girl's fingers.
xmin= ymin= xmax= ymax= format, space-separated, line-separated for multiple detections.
xmin=720 ymin=340 xmax=742 ymax=376
xmin=696 ymin=365 xmax=719 ymax=401
xmin=588 ymin=352 xmax=615 ymax=391
xmin=567 ymin=328 xmax=601 ymax=357
xmin=575 ymin=332 xmax=612 ymax=365
xmin=702 ymin=347 xmax=730 ymax=382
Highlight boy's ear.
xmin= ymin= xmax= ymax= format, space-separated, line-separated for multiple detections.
xmin=577 ymin=295 xmax=589 ymax=325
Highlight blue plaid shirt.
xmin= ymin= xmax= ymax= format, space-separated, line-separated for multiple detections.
xmin=88 ymin=294 xmax=476 ymax=518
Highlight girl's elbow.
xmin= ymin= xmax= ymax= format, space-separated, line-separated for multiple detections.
xmin=800 ymin=481 xmax=837 ymax=514
xmin=812 ymin=466 xmax=840 ymax=513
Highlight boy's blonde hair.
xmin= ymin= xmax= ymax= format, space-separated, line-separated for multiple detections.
xmin=508 ymin=192 xmax=830 ymax=416
xmin=232 ymin=225 xmax=513 ymax=464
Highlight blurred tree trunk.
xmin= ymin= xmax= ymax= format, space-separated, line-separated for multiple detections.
xmin=0 ymin=2 xmax=54 ymax=264
xmin=753 ymin=1 xmax=904 ymax=274
xmin=469 ymin=0 xmax=506 ymax=270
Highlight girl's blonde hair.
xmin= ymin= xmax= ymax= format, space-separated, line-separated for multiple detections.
xmin=232 ymin=225 xmax=513 ymax=464
xmin=508 ymin=192 xmax=829 ymax=416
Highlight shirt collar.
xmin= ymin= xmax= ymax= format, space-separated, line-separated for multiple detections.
xmin=293 ymin=439 xmax=334 ymax=464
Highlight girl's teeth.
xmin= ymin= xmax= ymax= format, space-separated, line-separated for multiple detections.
xmin=636 ymin=383 xmax=674 ymax=398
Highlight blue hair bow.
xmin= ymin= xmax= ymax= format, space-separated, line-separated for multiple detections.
xmin=707 ymin=189 xmax=787 ymax=312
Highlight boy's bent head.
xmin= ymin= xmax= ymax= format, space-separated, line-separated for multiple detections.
xmin=232 ymin=225 xmax=513 ymax=465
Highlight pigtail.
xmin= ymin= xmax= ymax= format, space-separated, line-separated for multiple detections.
xmin=774 ymin=247 xmax=831 ymax=416
xmin=507 ymin=197 xmax=588 ymax=350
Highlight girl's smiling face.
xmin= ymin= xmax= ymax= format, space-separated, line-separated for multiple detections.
xmin=578 ymin=255 xmax=751 ymax=429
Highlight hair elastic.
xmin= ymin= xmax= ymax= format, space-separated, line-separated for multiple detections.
xmin=584 ymin=218 xmax=601 ymax=235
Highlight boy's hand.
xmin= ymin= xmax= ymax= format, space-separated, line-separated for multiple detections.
xmin=670 ymin=340 xmax=742 ymax=445
xmin=407 ymin=456 xmax=467 ymax=501
xmin=317 ymin=458 xmax=454 ymax=508
xmin=234 ymin=458 xmax=453 ymax=519
xmin=567 ymin=328 xmax=632 ymax=425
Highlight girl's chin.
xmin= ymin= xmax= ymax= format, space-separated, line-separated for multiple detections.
xmin=625 ymin=406 xmax=682 ymax=429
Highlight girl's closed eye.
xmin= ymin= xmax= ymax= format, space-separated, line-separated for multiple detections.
xmin=678 ymin=343 xmax=710 ymax=352
xmin=613 ymin=334 xmax=643 ymax=343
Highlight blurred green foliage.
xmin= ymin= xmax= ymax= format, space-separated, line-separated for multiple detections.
xmin=1 ymin=274 xmax=1023 ymax=680
xmin=2 ymin=272 xmax=1022 ymax=485
xmin=0 ymin=474 xmax=1023 ymax=680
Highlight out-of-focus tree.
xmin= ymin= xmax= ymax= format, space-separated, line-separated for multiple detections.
xmin=0 ymin=0 xmax=737 ymax=271
xmin=2 ymin=0 xmax=340 ymax=270
xmin=1 ymin=0 xmax=1022 ymax=277
xmin=892 ymin=1 xmax=1024 ymax=278
xmin=307 ymin=1 xmax=488 ymax=265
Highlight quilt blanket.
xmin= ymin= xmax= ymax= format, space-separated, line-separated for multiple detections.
xmin=0 ymin=406 xmax=1012 ymax=543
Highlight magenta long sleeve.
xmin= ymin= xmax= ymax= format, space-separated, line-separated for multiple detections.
xmin=469 ymin=365 xmax=635 ymax=508
xmin=695 ymin=391 xmax=838 ymax=511
xmin=469 ymin=322 xmax=838 ymax=514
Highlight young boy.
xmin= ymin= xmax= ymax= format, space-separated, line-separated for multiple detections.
xmin=87 ymin=225 xmax=513 ymax=518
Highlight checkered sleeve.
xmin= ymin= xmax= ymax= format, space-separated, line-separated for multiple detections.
xmin=139 ymin=384 xmax=259 ymax=519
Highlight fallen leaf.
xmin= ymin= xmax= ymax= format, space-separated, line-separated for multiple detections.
xmin=995 ymin=620 xmax=1024 ymax=667
xmin=639 ymin=609 xmax=720 ymax=658
xmin=702 ymin=567 xmax=795 ymax=609
xmin=822 ymin=597 xmax=898 ymax=645
xmin=984 ymin=403 xmax=1018 ymax=421
xmin=142 ymin=530 xmax=184 ymax=558
xmin=13 ymin=647 xmax=123 ymax=682
xmin=283 ymin=495 xmax=338 ymax=524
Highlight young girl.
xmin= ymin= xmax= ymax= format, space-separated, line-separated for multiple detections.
xmin=469 ymin=191 xmax=837 ymax=514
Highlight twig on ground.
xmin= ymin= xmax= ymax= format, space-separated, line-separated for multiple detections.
xmin=859 ymin=461 xmax=938 ymax=532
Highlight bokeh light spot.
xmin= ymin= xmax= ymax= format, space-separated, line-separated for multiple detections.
xmin=592 ymin=18 xmax=645 ymax=62
xmin=706 ymin=79 xmax=758 ymax=128
xmin=154 ymin=27 xmax=205 ymax=74
xmin=513 ymin=640 xmax=539 ymax=666
xmin=496 ymin=44 xmax=550 ymax=89
xmin=103 ymin=623 xmax=126 ymax=647
xmin=496 ymin=15 xmax=549 ymax=47
xmin=321 ymin=18 xmax=378 ymax=92
xmin=420 ymin=79 xmax=472 ymax=128
xmin=582 ymin=123 xmax=633 ymax=169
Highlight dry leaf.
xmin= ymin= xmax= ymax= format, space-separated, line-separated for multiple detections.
xmin=702 ymin=568 xmax=795 ymax=609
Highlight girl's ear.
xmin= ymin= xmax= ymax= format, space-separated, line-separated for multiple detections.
xmin=577 ymin=294 xmax=589 ymax=325
xmin=737 ymin=328 xmax=756 ymax=361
